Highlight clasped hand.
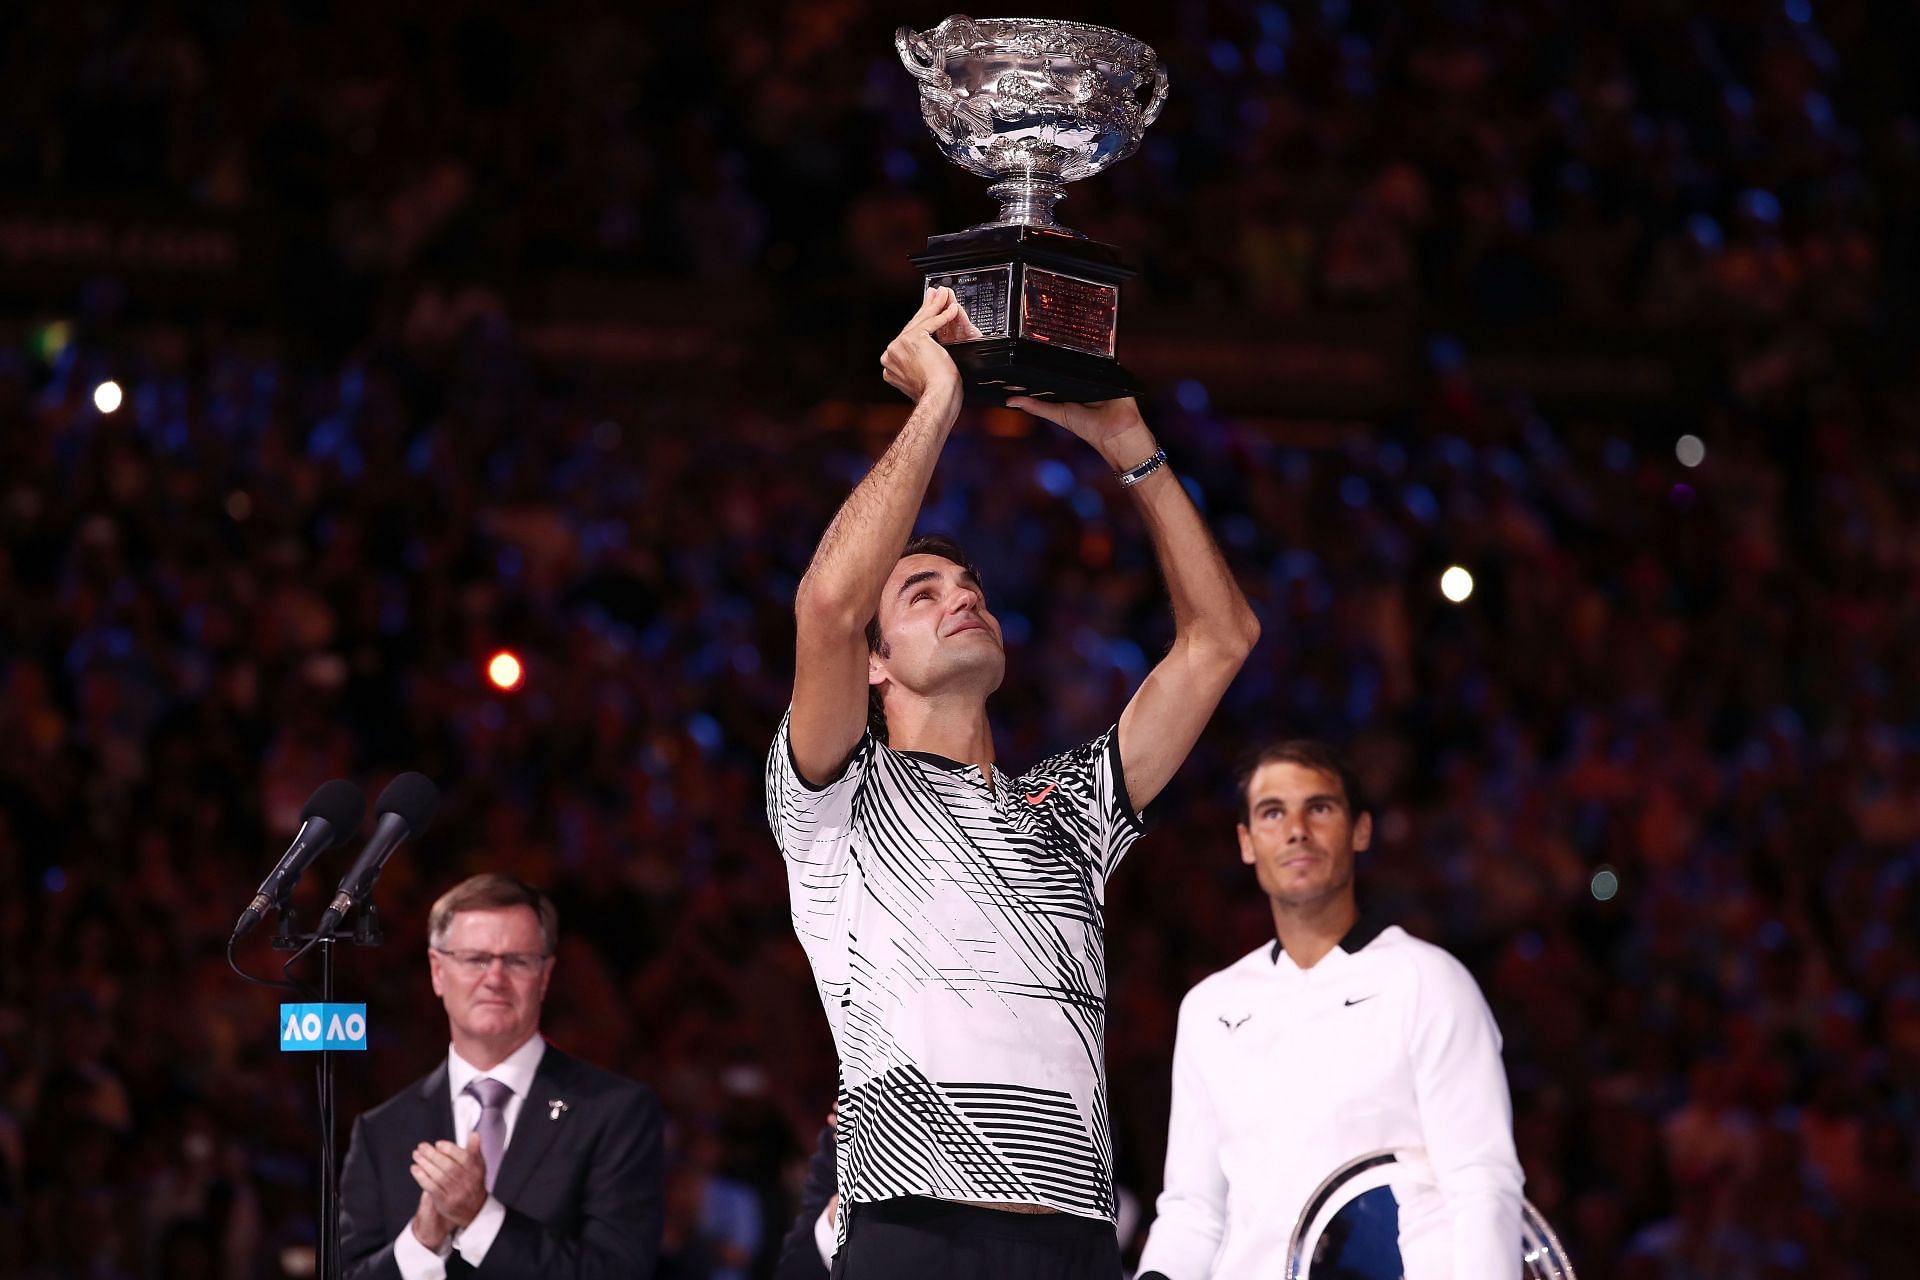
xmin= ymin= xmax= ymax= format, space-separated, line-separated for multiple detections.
xmin=409 ymin=1132 xmax=488 ymax=1250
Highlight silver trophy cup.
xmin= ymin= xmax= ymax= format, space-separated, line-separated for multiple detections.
xmin=896 ymin=14 xmax=1169 ymax=231
xmin=897 ymin=15 xmax=1169 ymax=402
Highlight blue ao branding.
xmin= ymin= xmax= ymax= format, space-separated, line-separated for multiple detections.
xmin=279 ymin=1003 xmax=369 ymax=1052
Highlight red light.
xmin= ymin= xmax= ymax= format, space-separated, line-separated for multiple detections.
xmin=486 ymin=651 xmax=524 ymax=691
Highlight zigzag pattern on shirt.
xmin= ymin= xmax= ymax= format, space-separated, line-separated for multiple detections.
xmin=943 ymin=1080 xmax=1112 ymax=1218
xmin=839 ymin=1066 xmax=1042 ymax=1205
xmin=768 ymin=710 xmax=1142 ymax=1222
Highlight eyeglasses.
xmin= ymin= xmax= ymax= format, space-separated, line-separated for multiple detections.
xmin=432 ymin=947 xmax=549 ymax=977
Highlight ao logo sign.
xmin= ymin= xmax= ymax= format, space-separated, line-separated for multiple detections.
xmin=279 ymin=1002 xmax=369 ymax=1052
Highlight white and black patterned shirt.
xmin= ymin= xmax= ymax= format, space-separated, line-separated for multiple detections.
xmin=766 ymin=709 xmax=1145 ymax=1224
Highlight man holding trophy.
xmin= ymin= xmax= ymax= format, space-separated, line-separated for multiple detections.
xmin=765 ymin=21 xmax=1259 ymax=1277
xmin=767 ymin=297 xmax=1255 ymax=1273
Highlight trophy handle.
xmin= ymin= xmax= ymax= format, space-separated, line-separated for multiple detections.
xmin=895 ymin=26 xmax=951 ymax=90
xmin=1140 ymin=63 xmax=1170 ymax=128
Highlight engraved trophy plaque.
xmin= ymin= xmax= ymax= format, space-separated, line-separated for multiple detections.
xmin=896 ymin=15 xmax=1169 ymax=403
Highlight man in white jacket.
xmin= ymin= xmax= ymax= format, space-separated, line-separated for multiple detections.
xmin=1136 ymin=741 xmax=1523 ymax=1280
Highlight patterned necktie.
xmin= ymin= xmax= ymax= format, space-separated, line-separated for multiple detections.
xmin=464 ymin=1076 xmax=513 ymax=1191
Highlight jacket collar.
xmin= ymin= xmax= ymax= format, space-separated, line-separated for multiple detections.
xmin=1270 ymin=910 xmax=1389 ymax=964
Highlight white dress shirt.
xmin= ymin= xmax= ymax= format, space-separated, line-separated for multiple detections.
xmin=812 ymin=1200 xmax=839 ymax=1266
xmin=392 ymin=1034 xmax=547 ymax=1280
xmin=1136 ymin=925 xmax=1522 ymax=1280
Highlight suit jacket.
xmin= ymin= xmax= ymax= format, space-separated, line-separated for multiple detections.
xmin=339 ymin=1044 xmax=664 ymax=1279
xmin=772 ymin=1124 xmax=835 ymax=1280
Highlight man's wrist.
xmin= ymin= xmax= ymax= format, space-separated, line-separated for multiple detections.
xmin=1097 ymin=422 xmax=1158 ymax=471
xmin=409 ymin=1218 xmax=453 ymax=1257
xmin=917 ymin=381 xmax=963 ymax=423
xmin=448 ymin=1200 xmax=482 ymax=1231
xmin=452 ymin=1195 xmax=508 ymax=1265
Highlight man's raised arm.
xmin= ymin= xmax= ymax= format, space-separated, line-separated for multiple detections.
xmin=789 ymin=288 xmax=976 ymax=784
xmin=1008 ymin=397 xmax=1260 ymax=811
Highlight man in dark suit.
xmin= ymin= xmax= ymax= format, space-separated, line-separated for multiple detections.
xmin=340 ymin=874 xmax=664 ymax=1278
xmin=772 ymin=1108 xmax=837 ymax=1280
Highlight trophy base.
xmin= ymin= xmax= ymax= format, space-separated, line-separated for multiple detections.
xmin=947 ymin=337 xmax=1144 ymax=406
xmin=910 ymin=224 xmax=1142 ymax=406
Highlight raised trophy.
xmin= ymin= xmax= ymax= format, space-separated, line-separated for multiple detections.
xmin=896 ymin=15 xmax=1169 ymax=403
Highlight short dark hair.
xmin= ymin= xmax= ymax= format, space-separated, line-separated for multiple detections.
xmin=428 ymin=874 xmax=559 ymax=956
xmin=864 ymin=533 xmax=983 ymax=745
xmin=1235 ymin=740 xmax=1368 ymax=823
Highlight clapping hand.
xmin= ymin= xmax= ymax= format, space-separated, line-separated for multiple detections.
xmin=410 ymin=1132 xmax=489 ymax=1231
xmin=411 ymin=1189 xmax=453 ymax=1252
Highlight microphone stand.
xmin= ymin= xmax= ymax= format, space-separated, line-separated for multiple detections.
xmin=275 ymin=899 xmax=385 ymax=1280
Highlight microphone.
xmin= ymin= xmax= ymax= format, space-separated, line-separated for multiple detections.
xmin=232 ymin=780 xmax=365 ymax=940
xmin=311 ymin=772 xmax=440 ymax=937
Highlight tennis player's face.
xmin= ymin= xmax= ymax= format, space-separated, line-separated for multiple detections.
xmin=1238 ymin=762 xmax=1371 ymax=909
xmin=869 ymin=554 xmax=1005 ymax=700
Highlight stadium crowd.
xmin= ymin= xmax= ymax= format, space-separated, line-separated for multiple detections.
xmin=3 ymin=1 xmax=1919 ymax=1277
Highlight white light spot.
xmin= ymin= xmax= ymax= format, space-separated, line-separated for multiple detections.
xmin=93 ymin=380 xmax=123 ymax=413
xmin=1591 ymin=867 xmax=1620 ymax=901
xmin=487 ymin=650 xmax=525 ymax=691
xmin=1440 ymin=566 xmax=1474 ymax=603
xmin=1675 ymin=434 xmax=1706 ymax=468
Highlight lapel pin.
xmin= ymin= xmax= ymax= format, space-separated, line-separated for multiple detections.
xmin=549 ymin=1099 xmax=568 ymax=1120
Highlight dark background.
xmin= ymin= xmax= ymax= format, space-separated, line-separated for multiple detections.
xmin=3 ymin=1 xmax=1919 ymax=1277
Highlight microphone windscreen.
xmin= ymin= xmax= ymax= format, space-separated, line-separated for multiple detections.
xmin=375 ymin=772 xmax=440 ymax=838
xmin=300 ymin=779 xmax=366 ymax=846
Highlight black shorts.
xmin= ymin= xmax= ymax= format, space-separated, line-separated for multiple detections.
xmin=830 ymin=1197 xmax=1120 ymax=1280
